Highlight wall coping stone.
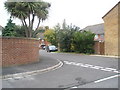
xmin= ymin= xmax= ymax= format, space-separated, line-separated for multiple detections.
xmin=1 ymin=37 xmax=39 ymax=41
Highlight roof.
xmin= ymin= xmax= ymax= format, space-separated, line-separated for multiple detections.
xmin=102 ymin=1 xmax=120 ymax=18
xmin=82 ymin=23 xmax=104 ymax=34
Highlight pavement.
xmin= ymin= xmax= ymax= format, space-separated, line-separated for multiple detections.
xmin=90 ymin=54 xmax=119 ymax=58
xmin=1 ymin=55 xmax=63 ymax=79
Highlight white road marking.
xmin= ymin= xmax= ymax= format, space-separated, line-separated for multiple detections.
xmin=80 ymin=64 xmax=90 ymax=68
xmin=14 ymin=76 xmax=23 ymax=80
xmin=114 ymin=71 xmax=119 ymax=73
xmin=64 ymin=61 xmax=73 ymax=65
xmin=101 ymin=68 xmax=114 ymax=72
xmin=71 ymin=86 xmax=78 ymax=88
xmin=94 ymin=74 xmax=120 ymax=83
xmin=73 ymin=63 xmax=83 ymax=66
xmin=90 ymin=66 xmax=104 ymax=69
xmin=63 ymin=61 xmax=119 ymax=73
xmin=104 ymin=68 xmax=117 ymax=71
xmin=5 ymin=78 xmax=13 ymax=80
xmin=84 ymin=64 xmax=93 ymax=67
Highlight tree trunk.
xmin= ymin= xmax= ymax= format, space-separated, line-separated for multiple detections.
xmin=23 ymin=18 xmax=29 ymax=37
xmin=31 ymin=14 xmax=35 ymax=32
xmin=21 ymin=20 xmax=28 ymax=37
xmin=35 ymin=18 xmax=41 ymax=31
xmin=28 ymin=14 xmax=31 ymax=37
xmin=32 ymin=18 xmax=41 ymax=37
xmin=58 ymin=43 xmax=61 ymax=52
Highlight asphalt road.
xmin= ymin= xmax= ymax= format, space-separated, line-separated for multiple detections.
xmin=2 ymin=50 xmax=119 ymax=88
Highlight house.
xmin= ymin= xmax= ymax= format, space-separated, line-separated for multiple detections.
xmin=82 ymin=23 xmax=105 ymax=55
xmin=36 ymin=28 xmax=51 ymax=49
xmin=102 ymin=1 xmax=120 ymax=56
xmin=82 ymin=23 xmax=104 ymax=42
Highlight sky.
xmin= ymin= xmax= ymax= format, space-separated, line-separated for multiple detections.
xmin=0 ymin=0 xmax=119 ymax=29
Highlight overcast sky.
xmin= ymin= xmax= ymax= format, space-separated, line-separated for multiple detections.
xmin=0 ymin=0 xmax=119 ymax=29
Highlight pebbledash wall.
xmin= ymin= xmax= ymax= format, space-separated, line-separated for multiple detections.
xmin=1 ymin=37 xmax=40 ymax=67
xmin=102 ymin=2 xmax=120 ymax=56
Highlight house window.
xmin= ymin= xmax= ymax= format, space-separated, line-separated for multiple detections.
xmin=94 ymin=35 xmax=98 ymax=39
xmin=100 ymin=34 xmax=104 ymax=38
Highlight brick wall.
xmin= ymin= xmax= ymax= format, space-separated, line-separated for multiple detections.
xmin=118 ymin=2 xmax=120 ymax=58
xmin=103 ymin=2 xmax=120 ymax=56
xmin=94 ymin=41 xmax=104 ymax=55
xmin=1 ymin=37 xmax=39 ymax=67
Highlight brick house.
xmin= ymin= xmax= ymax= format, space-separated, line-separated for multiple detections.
xmin=102 ymin=1 xmax=120 ymax=56
xmin=82 ymin=23 xmax=104 ymax=42
xmin=39 ymin=39 xmax=51 ymax=49
xmin=82 ymin=24 xmax=105 ymax=55
xmin=37 ymin=30 xmax=51 ymax=49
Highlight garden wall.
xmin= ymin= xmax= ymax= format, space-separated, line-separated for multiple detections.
xmin=94 ymin=41 xmax=105 ymax=55
xmin=1 ymin=37 xmax=39 ymax=67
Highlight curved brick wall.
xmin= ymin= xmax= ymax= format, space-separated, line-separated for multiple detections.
xmin=1 ymin=37 xmax=39 ymax=67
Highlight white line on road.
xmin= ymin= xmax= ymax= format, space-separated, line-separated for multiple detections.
xmin=101 ymin=68 xmax=115 ymax=72
xmin=3 ymin=59 xmax=63 ymax=80
xmin=80 ymin=64 xmax=90 ymax=68
xmin=94 ymin=74 xmax=120 ymax=83
xmin=63 ymin=61 xmax=119 ymax=73
xmin=90 ymin=66 xmax=104 ymax=70
xmin=113 ymin=71 xmax=119 ymax=73
xmin=71 ymin=86 xmax=78 ymax=88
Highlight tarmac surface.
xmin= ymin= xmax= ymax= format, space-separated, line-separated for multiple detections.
xmin=2 ymin=50 xmax=118 ymax=76
xmin=2 ymin=50 xmax=119 ymax=88
xmin=2 ymin=55 xmax=61 ymax=76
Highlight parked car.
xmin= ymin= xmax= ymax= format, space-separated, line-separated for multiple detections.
xmin=42 ymin=46 xmax=46 ymax=50
xmin=46 ymin=45 xmax=58 ymax=52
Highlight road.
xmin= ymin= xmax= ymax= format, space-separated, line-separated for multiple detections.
xmin=2 ymin=50 xmax=119 ymax=88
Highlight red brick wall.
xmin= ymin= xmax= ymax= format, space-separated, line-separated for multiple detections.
xmin=1 ymin=37 xmax=39 ymax=67
xmin=94 ymin=41 xmax=105 ymax=55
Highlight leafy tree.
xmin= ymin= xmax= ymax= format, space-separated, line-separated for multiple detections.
xmin=14 ymin=25 xmax=26 ymax=37
xmin=44 ymin=29 xmax=57 ymax=46
xmin=73 ymin=31 xmax=95 ymax=53
xmin=4 ymin=1 xmax=51 ymax=38
xmin=44 ymin=20 xmax=95 ymax=54
xmin=45 ymin=26 xmax=49 ymax=30
xmin=54 ymin=21 xmax=80 ymax=52
xmin=54 ymin=23 xmax=61 ymax=51
xmin=2 ymin=17 xmax=16 ymax=36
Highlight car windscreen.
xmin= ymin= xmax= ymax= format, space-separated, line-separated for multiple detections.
xmin=49 ymin=46 xmax=56 ymax=49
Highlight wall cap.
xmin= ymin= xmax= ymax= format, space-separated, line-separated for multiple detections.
xmin=1 ymin=37 xmax=39 ymax=41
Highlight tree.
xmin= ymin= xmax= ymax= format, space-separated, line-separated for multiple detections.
xmin=2 ymin=17 xmax=16 ymax=36
xmin=44 ymin=29 xmax=57 ymax=46
xmin=54 ymin=21 xmax=80 ymax=52
xmin=4 ymin=1 xmax=51 ymax=38
xmin=14 ymin=25 xmax=26 ymax=37
xmin=73 ymin=31 xmax=95 ymax=53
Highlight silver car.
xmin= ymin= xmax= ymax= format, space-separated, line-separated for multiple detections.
xmin=46 ymin=45 xmax=58 ymax=52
